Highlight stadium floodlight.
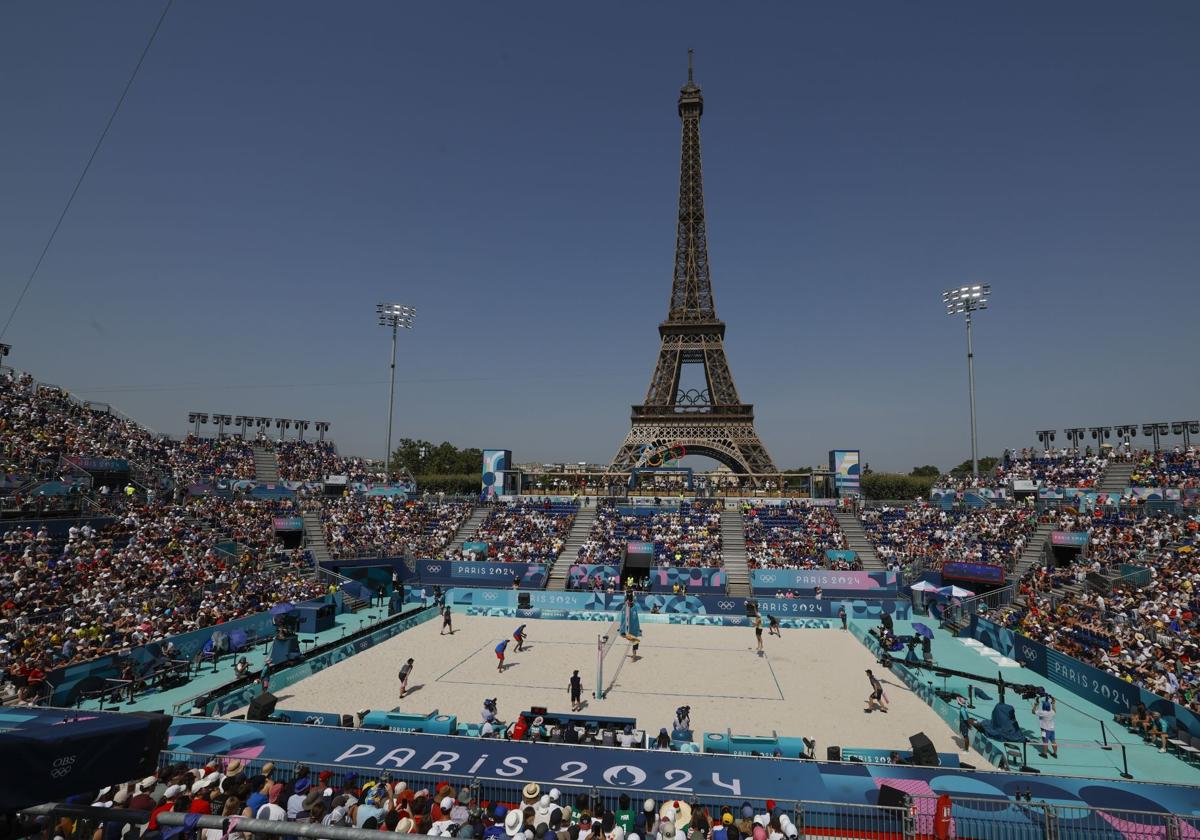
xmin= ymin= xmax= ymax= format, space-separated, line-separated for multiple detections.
xmin=1114 ymin=425 xmax=1138 ymax=451
xmin=0 ymin=343 xmax=9 ymax=359
xmin=1063 ymin=428 xmax=1086 ymax=453
xmin=233 ymin=416 xmax=252 ymax=437
xmin=1088 ymin=426 xmax=1111 ymax=451
xmin=296 ymin=420 xmax=310 ymax=441
xmin=315 ymin=421 xmax=331 ymax=441
xmin=1035 ymin=429 xmax=1056 ymax=452
xmin=187 ymin=412 xmax=209 ymax=437
xmin=1172 ymin=421 xmax=1199 ymax=450
xmin=275 ymin=418 xmax=292 ymax=440
xmin=1142 ymin=422 xmax=1170 ymax=452
xmin=942 ymin=285 xmax=990 ymax=478
xmin=212 ymin=413 xmax=232 ymax=437
xmin=377 ymin=303 xmax=418 ymax=477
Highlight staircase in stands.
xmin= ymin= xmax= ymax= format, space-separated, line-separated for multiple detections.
xmin=302 ymin=511 xmax=332 ymax=567
xmin=450 ymin=503 xmax=491 ymax=548
xmin=1098 ymin=459 xmax=1136 ymax=495
xmin=250 ymin=443 xmax=280 ymax=482
xmin=1011 ymin=521 xmax=1055 ymax=581
xmin=834 ymin=510 xmax=884 ymax=570
xmin=548 ymin=503 xmax=597 ymax=590
xmin=720 ymin=507 xmax=751 ymax=596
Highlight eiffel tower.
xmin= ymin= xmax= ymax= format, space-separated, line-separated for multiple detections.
xmin=610 ymin=53 xmax=778 ymax=483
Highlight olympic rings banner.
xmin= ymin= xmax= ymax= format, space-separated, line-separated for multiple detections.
xmin=634 ymin=441 xmax=687 ymax=469
xmin=750 ymin=569 xmax=898 ymax=596
xmin=650 ymin=566 xmax=726 ymax=593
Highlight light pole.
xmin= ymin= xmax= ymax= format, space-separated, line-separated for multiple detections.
xmin=376 ymin=303 xmax=417 ymax=478
xmin=296 ymin=420 xmax=310 ymax=442
xmin=1035 ymin=429 xmax=1056 ymax=454
xmin=1172 ymin=421 xmax=1198 ymax=450
xmin=187 ymin=412 xmax=209 ymax=438
xmin=275 ymin=418 xmax=292 ymax=441
xmin=1142 ymin=422 xmax=1169 ymax=453
xmin=315 ymin=421 xmax=330 ymax=442
xmin=1114 ymin=425 xmax=1138 ymax=454
xmin=943 ymin=284 xmax=990 ymax=478
xmin=213 ymin=414 xmax=232 ymax=438
xmin=1088 ymin=426 xmax=1111 ymax=454
xmin=1063 ymin=427 xmax=1086 ymax=454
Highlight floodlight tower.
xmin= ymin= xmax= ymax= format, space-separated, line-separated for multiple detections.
xmin=943 ymin=284 xmax=990 ymax=478
xmin=1035 ymin=429 xmax=1056 ymax=454
xmin=1142 ymin=422 xmax=1170 ymax=453
xmin=376 ymin=303 xmax=417 ymax=477
xmin=1172 ymin=421 xmax=1198 ymax=450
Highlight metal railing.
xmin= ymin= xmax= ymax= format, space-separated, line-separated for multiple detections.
xmin=941 ymin=581 xmax=1017 ymax=626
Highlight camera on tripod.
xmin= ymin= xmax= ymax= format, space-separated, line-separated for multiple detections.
xmin=274 ymin=613 xmax=300 ymax=638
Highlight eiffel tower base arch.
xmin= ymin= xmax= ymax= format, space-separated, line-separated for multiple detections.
xmin=610 ymin=418 xmax=778 ymax=485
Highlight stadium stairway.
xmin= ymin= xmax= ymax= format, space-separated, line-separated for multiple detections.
xmin=450 ymin=503 xmax=490 ymax=547
xmin=303 ymin=511 xmax=332 ymax=566
xmin=251 ymin=443 xmax=280 ymax=482
xmin=833 ymin=510 xmax=884 ymax=571
xmin=1098 ymin=459 xmax=1136 ymax=495
xmin=548 ymin=503 xmax=597 ymax=590
xmin=719 ymin=508 xmax=751 ymax=596
xmin=1011 ymin=521 xmax=1054 ymax=581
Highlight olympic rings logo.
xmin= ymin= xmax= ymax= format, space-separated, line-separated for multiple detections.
xmin=636 ymin=442 xmax=687 ymax=468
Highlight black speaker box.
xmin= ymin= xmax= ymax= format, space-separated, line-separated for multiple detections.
xmin=826 ymin=745 xmax=842 ymax=762
xmin=909 ymin=731 xmax=939 ymax=767
xmin=517 ymin=592 xmax=531 ymax=609
xmin=877 ymin=785 xmax=907 ymax=809
xmin=248 ymin=691 xmax=278 ymax=722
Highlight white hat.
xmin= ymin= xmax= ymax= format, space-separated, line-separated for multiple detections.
xmin=140 ymin=776 xmax=158 ymax=790
xmin=164 ymin=785 xmax=183 ymax=799
xmin=505 ymin=810 xmax=524 ymax=837
xmin=442 ymin=797 xmax=454 ymax=811
xmin=549 ymin=788 xmax=561 ymax=802
xmin=113 ymin=789 xmax=130 ymax=806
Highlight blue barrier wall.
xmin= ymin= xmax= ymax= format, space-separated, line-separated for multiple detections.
xmin=649 ymin=566 xmax=725 ymax=593
xmin=970 ymin=616 xmax=1199 ymax=738
xmin=566 ymin=564 xmax=622 ymax=589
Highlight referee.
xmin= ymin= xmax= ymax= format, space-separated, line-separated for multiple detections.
xmin=568 ymin=669 xmax=583 ymax=711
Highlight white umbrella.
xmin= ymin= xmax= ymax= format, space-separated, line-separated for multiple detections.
xmin=938 ymin=585 xmax=975 ymax=599
xmin=910 ymin=580 xmax=941 ymax=592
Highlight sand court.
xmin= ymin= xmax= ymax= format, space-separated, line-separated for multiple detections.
xmin=246 ymin=614 xmax=980 ymax=761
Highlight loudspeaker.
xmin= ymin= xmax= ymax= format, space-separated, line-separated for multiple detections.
xmin=909 ymin=732 xmax=939 ymax=767
xmin=877 ymin=785 xmax=907 ymax=809
xmin=517 ymin=592 xmax=531 ymax=610
xmin=248 ymin=691 xmax=278 ymax=722
xmin=826 ymin=746 xmax=842 ymax=762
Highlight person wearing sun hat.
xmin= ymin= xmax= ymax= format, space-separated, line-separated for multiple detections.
xmin=522 ymin=782 xmax=541 ymax=806
xmin=505 ymin=809 xmax=526 ymax=838
xmin=660 ymin=802 xmax=692 ymax=834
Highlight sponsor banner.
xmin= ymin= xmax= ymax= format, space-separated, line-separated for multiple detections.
xmin=969 ymin=617 xmax=1199 ymax=739
xmin=447 ymin=588 xmax=910 ymax=622
xmin=930 ymin=487 xmax=1010 ymax=502
xmin=272 ymin=517 xmax=304 ymax=531
xmin=567 ymin=564 xmax=622 ymax=589
xmin=650 ymin=566 xmax=725 ymax=593
xmin=1051 ymin=531 xmax=1089 ymax=547
xmin=417 ymin=560 xmax=547 ymax=589
xmin=824 ymin=550 xmax=858 ymax=565
xmin=66 ymin=456 xmax=130 ymax=472
xmin=941 ymin=561 xmax=1005 ymax=585
xmin=462 ymin=541 xmax=489 ymax=556
xmin=1124 ymin=487 xmax=1182 ymax=501
xmin=750 ymin=569 xmax=898 ymax=596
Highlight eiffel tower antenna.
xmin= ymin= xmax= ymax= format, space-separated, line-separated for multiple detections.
xmin=610 ymin=56 xmax=778 ymax=484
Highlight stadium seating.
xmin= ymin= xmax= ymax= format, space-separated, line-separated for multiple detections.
xmin=445 ymin=499 xmax=577 ymax=564
xmin=741 ymin=502 xmax=849 ymax=569
xmin=576 ymin=501 xmax=722 ymax=567
xmin=859 ymin=505 xmax=1036 ymax=572
xmin=321 ymin=497 xmax=472 ymax=559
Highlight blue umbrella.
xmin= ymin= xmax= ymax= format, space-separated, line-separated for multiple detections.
xmin=269 ymin=602 xmax=296 ymax=616
xmin=912 ymin=622 xmax=934 ymax=640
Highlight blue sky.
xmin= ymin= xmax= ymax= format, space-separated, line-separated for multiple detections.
xmin=2 ymin=2 xmax=1197 ymax=472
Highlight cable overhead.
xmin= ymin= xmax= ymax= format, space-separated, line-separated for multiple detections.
xmin=0 ymin=0 xmax=174 ymax=341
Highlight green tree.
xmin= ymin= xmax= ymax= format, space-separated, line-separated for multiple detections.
xmin=909 ymin=465 xmax=941 ymax=477
xmin=389 ymin=439 xmax=483 ymax=480
xmin=861 ymin=473 xmax=938 ymax=500
xmin=949 ymin=456 xmax=999 ymax=475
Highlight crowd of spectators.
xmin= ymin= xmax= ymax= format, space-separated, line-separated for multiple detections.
xmin=275 ymin=440 xmax=379 ymax=483
xmin=741 ymin=503 xmax=847 ymax=570
xmin=859 ymin=504 xmax=1036 ymax=572
xmin=577 ymin=501 xmax=723 ymax=567
xmin=322 ymin=497 xmax=472 ymax=559
xmin=54 ymin=761 xmax=804 ymax=840
xmin=170 ymin=436 xmax=256 ymax=485
xmin=1004 ymin=511 xmax=1199 ymax=713
xmin=1130 ymin=449 xmax=1200 ymax=489
xmin=0 ymin=494 xmax=323 ymax=703
xmin=935 ymin=451 xmax=1109 ymax=491
xmin=446 ymin=500 xmax=577 ymax=564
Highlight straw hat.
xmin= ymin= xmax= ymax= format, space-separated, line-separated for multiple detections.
xmin=660 ymin=801 xmax=692 ymax=831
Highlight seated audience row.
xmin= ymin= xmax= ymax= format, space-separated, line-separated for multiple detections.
xmin=741 ymin=502 xmax=847 ymax=569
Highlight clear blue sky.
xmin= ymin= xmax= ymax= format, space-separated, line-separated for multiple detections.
xmin=2 ymin=2 xmax=1198 ymax=472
